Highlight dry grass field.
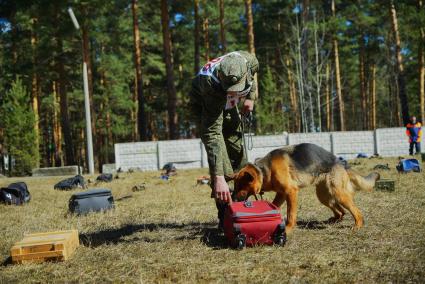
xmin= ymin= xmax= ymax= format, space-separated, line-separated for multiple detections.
xmin=0 ymin=157 xmax=424 ymax=283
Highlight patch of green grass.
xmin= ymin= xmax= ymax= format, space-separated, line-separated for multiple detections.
xmin=0 ymin=157 xmax=424 ymax=283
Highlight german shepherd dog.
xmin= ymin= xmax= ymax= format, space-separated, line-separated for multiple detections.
xmin=231 ymin=143 xmax=380 ymax=233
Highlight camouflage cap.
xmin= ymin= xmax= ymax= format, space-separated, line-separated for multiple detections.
xmin=218 ymin=53 xmax=248 ymax=92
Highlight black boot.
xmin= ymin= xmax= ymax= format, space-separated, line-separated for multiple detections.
xmin=215 ymin=201 xmax=228 ymax=231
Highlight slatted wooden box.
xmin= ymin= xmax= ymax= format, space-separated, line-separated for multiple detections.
xmin=11 ymin=230 xmax=79 ymax=264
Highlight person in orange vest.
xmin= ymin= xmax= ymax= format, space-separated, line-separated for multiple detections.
xmin=406 ymin=116 xmax=422 ymax=155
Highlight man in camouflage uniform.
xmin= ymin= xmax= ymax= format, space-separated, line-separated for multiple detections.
xmin=188 ymin=51 xmax=259 ymax=228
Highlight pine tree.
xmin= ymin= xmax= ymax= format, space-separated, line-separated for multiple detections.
xmin=256 ymin=67 xmax=284 ymax=134
xmin=0 ymin=78 xmax=39 ymax=175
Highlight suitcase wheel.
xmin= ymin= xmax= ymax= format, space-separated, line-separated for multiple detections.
xmin=274 ymin=233 xmax=287 ymax=247
xmin=274 ymin=223 xmax=287 ymax=246
xmin=233 ymin=234 xmax=246 ymax=250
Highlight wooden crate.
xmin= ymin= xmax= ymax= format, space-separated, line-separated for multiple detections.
xmin=375 ymin=179 xmax=395 ymax=192
xmin=11 ymin=230 xmax=79 ymax=264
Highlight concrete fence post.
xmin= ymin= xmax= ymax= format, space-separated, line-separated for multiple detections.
xmin=114 ymin=144 xmax=120 ymax=170
xmin=200 ymin=141 xmax=207 ymax=168
xmin=374 ymin=129 xmax=380 ymax=155
xmin=157 ymin=142 xmax=162 ymax=170
xmin=330 ymin=133 xmax=336 ymax=155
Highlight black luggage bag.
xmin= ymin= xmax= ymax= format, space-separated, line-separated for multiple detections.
xmin=96 ymin=173 xmax=113 ymax=183
xmin=68 ymin=189 xmax=114 ymax=215
xmin=54 ymin=175 xmax=86 ymax=190
xmin=0 ymin=182 xmax=31 ymax=205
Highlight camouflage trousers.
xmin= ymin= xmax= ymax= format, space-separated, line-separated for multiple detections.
xmin=210 ymin=107 xmax=248 ymax=226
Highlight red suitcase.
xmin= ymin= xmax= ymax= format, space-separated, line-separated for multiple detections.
xmin=223 ymin=200 xmax=286 ymax=249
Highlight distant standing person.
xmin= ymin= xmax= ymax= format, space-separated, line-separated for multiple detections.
xmin=188 ymin=51 xmax=259 ymax=229
xmin=406 ymin=116 xmax=422 ymax=155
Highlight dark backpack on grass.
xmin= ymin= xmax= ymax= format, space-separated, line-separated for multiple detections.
xmin=0 ymin=182 xmax=31 ymax=205
xmin=96 ymin=173 xmax=113 ymax=183
xmin=54 ymin=175 xmax=86 ymax=190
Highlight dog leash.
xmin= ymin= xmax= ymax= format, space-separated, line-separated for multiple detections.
xmin=241 ymin=111 xmax=254 ymax=153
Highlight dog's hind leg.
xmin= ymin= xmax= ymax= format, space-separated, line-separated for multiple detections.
xmin=315 ymin=181 xmax=345 ymax=223
xmin=328 ymin=166 xmax=364 ymax=229
xmin=327 ymin=204 xmax=346 ymax=223
xmin=334 ymin=191 xmax=363 ymax=229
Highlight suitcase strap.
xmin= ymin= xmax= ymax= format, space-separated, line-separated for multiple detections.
xmin=253 ymin=193 xmax=263 ymax=201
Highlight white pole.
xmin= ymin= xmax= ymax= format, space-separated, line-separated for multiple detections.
xmin=67 ymin=8 xmax=80 ymax=30
xmin=68 ymin=7 xmax=95 ymax=174
xmin=83 ymin=62 xmax=95 ymax=174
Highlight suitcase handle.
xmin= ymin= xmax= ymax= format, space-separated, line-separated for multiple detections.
xmin=244 ymin=201 xmax=253 ymax=208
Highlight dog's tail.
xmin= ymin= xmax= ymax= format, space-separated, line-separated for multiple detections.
xmin=347 ymin=169 xmax=380 ymax=192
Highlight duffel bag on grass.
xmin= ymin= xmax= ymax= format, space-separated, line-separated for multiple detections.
xmin=396 ymin=159 xmax=421 ymax=173
xmin=54 ymin=175 xmax=86 ymax=190
xmin=0 ymin=182 xmax=31 ymax=205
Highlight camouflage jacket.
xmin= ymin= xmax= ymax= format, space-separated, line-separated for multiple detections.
xmin=189 ymin=51 xmax=259 ymax=177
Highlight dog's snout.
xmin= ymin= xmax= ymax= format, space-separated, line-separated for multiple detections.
xmin=234 ymin=191 xmax=248 ymax=202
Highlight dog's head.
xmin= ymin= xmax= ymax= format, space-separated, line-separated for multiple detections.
xmin=231 ymin=163 xmax=263 ymax=201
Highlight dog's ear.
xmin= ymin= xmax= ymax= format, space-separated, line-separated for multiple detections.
xmin=241 ymin=171 xmax=254 ymax=183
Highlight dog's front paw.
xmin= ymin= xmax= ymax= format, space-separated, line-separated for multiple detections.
xmin=285 ymin=225 xmax=295 ymax=234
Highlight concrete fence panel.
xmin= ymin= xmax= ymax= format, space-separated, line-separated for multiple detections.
xmin=114 ymin=127 xmax=422 ymax=172
xmin=288 ymin=132 xmax=332 ymax=152
xmin=332 ymin=131 xmax=375 ymax=159
xmin=376 ymin=127 xmax=408 ymax=157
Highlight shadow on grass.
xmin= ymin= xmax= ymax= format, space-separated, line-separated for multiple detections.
xmin=79 ymin=221 xmax=228 ymax=249
xmin=297 ymin=220 xmax=327 ymax=230
xmin=1 ymin=256 xmax=12 ymax=266
xmin=297 ymin=219 xmax=351 ymax=230
xmin=80 ymin=219 xmax=343 ymax=250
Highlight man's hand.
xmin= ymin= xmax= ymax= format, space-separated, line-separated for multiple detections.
xmin=214 ymin=175 xmax=232 ymax=204
xmin=242 ymin=99 xmax=254 ymax=114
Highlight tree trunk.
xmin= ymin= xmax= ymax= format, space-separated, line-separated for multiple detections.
xmin=286 ymin=56 xmax=299 ymax=133
xmin=160 ymin=0 xmax=178 ymax=139
xmin=52 ymin=81 xmax=63 ymax=166
xmin=301 ymin=0 xmax=314 ymax=132
xmin=202 ymin=0 xmax=210 ymax=61
xmin=79 ymin=128 xmax=86 ymax=170
xmin=389 ymin=1 xmax=410 ymax=125
xmin=97 ymin=102 xmax=104 ymax=172
xmin=132 ymin=0 xmax=148 ymax=141
xmin=370 ymin=63 xmax=377 ymax=129
xmin=245 ymin=0 xmax=255 ymax=54
xmin=218 ymin=0 xmax=226 ymax=53
xmin=106 ymin=110 xmax=113 ymax=163
xmin=30 ymin=16 xmax=40 ymax=167
xmin=359 ymin=35 xmax=367 ymax=129
xmin=313 ymin=10 xmax=321 ymax=131
xmin=194 ymin=0 xmax=200 ymax=74
xmin=331 ymin=0 xmax=345 ymax=131
xmin=325 ymin=62 xmax=331 ymax=131
xmin=419 ymin=0 xmax=425 ymax=123
xmin=55 ymin=6 xmax=75 ymax=165
xmin=245 ymin=0 xmax=259 ymax=100
xmin=295 ymin=16 xmax=306 ymax=132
